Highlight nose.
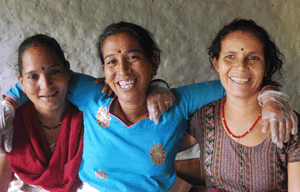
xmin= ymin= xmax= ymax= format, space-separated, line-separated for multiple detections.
xmin=234 ymin=58 xmax=248 ymax=70
xmin=117 ymin=59 xmax=131 ymax=75
xmin=39 ymin=75 xmax=54 ymax=89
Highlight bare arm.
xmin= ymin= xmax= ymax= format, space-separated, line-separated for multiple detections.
xmin=178 ymin=132 xmax=198 ymax=152
xmin=0 ymin=154 xmax=12 ymax=192
xmin=288 ymin=161 xmax=300 ymax=191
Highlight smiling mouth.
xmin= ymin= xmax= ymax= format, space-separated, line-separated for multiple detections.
xmin=40 ymin=91 xmax=58 ymax=98
xmin=118 ymin=79 xmax=137 ymax=90
xmin=230 ymin=77 xmax=250 ymax=83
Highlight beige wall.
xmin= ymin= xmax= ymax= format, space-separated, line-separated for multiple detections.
xmin=0 ymin=0 xmax=299 ymax=159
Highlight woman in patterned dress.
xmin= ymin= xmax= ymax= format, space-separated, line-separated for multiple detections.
xmin=182 ymin=19 xmax=300 ymax=191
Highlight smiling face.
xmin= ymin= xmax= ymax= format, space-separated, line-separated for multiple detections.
xmin=18 ymin=45 xmax=70 ymax=112
xmin=102 ymin=32 xmax=158 ymax=104
xmin=213 ymin=31 xmax=265 ymax=99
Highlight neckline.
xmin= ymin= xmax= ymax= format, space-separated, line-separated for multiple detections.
xmin=217 ymin=99 xmax=271 ymax=148
xmin=108 ymin=96 xmax=150 ymax=128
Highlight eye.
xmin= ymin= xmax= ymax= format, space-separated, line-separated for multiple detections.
xmin=128 ymin=55 xmax=138 ymax=60
xmin=249 ymin=56 xmax=259 ymax=60
xmin=107 ymin=59 xmax=117 ymax=65
xmin=225 ymin=55 xmax=234 ymax=59
xmin=28 ymin=74 xmax=38 ymax=80
xmin=50 ymin=69 xmax=60 ymax=75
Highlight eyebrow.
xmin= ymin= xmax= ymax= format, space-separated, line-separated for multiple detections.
xmin=24 ymin=64 xmax=61 ymax=74
xmin=104 ymin=49 xmax=143 ymax=60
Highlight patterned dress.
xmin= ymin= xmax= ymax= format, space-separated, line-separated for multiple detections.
xmin=188 ymin=99 xmax=300 ymax=192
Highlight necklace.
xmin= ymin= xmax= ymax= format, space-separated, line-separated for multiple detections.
xmin=40 ymin=121 xmax=62 ymax=130
xmin=221 ymin=100 xmax=261 ymax=139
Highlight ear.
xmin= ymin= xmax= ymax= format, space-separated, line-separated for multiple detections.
xmin=213 ymin=57 xmax=219 ymax=73
xmin=150 ymin=56 xmax=159 ymax=77
xmin=102 ymin=64 xmax=105 ymax=72
xmin=17 ymin=74 xmax=25 ymax=92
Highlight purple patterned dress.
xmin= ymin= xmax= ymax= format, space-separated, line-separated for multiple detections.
xmin=188 ymin=99 xmax=300 ymax=192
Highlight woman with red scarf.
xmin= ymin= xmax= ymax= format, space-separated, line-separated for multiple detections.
xmin=0 ymin=34 xmax=84 ymax=192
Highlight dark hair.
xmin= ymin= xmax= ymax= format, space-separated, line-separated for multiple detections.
xmin=18 ymin=34 xmax=70 ymax=76
xmin=97 ymin=21 xmax=161 ymax=65
xmin=208 ymin=19 xmax=284 ymax=86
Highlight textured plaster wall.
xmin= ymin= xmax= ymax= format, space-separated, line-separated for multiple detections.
xmin=0 ymin=0 xmax=299 ymax=159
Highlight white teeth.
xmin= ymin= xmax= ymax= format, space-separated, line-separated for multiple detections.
xmin=230 ymin=77 xmax=249 ymax=83
xmin=119 ymin=80 xmax=136 ymax=89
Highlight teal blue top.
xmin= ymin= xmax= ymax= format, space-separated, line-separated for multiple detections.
xmin=5 ymin=72 xmax=225 ymax=192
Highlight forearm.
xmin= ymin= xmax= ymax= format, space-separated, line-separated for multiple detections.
xmin=0 ymin=154 xmax=12 ymax=192
xmin=288 ymin=162 xmax=300 ymax=191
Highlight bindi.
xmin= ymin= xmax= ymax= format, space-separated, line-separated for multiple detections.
xmin=33 ymin=45 xmax=40 ymax=49
xmin=118 ymin=50 xmax=121 ymax=53
xmin=41 ymin=67 xmax=45 ymax=70
xmin=241 ymin=48 xmax=244 ymax=51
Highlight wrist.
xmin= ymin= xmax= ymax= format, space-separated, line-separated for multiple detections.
xmin=150 ymin=79 xmax=170 ymax=88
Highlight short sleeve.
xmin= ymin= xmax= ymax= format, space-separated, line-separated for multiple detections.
xmin=4 ymin=82 xmax=28 ymax=107
xmin=287 ymin=112 xmax=300 ymax=163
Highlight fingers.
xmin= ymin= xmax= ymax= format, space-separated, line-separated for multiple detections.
xmin=107 ymin=88 xmax=114 ymax=97
xmin=95 ymin=77 xmax=105 ymax=84
xmin=285 ymin=119 xmax=291 ymax=143
xmin=262 ymin=119 xmax=269 ymax=133
xmin=270 ymin=120 xmax=279 ymax=144
xmin=147 ymin=104 xmax=160 ymax=124
xmin=291 ymin=111 xmax=298 ymax=135
xmin=4 ymin=129 xmax=13 ymax=153
xmin=278 ymin=121 xmax=285 ymax=145
xmin=101 ymin=83 xmax=110 ymax=94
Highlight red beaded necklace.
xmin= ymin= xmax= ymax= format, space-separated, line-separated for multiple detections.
xmin=221 ymin=100 xmax=261 ymax=139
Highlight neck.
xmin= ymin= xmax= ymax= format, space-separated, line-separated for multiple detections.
xmin=36 ymin=100 xmax=68 ymax=127
xmin=115 ymin=97 xmax=148 ymax=125
xmin=224 ymin=94 xmax=261 ymax=117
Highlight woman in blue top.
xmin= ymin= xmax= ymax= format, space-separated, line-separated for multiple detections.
xmin=3 ymin=21 xmax=297 ymax=191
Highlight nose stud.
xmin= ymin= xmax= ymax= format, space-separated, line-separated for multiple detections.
xmin=245 ymin=65 xmax=249 ymax=69
xmin=128 ymin=68 xmax=132 ymax=72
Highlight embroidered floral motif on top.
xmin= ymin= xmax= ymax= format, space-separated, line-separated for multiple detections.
xmin=149 ymin=143 xmax=166 ymax=165
xmin=95 ymin=170 xmax=108 ymax=179
xmin=96 ymin=107 xmax=111 ymax=128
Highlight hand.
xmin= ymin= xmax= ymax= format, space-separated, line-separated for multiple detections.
xmin=261 ymin=97 xmax=298 ymax=148
xmin=0 ymin=100 xmax=15 ymax=154
xmin=95 ymin=77 xmax=114 ymax=97
xmin=147 ymin=81 xmax=175 ymax=124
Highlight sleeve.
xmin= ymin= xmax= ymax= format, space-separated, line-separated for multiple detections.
xmin=287 ymin=112 xmax=300 ymax=163
xmin=4 ymin=82 xmax=28 ymax=107
xmin=172 ymin=80 xmax=225 ymax=119
xmin=66 ymin=72 xmax=105 ymax=108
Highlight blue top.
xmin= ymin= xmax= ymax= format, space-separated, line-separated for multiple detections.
xmin=6 ymin=72 xmax=225 ymax=192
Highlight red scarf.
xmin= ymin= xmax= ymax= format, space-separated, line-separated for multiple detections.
xmin=7 ymin=101 xmax=83 ymax=192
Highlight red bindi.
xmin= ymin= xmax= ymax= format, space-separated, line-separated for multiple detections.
xmin=41 ymin=67 xmax=45 ymax=70
xmin=118 ymin=50 xmax=121 ymax=53
xmin=33 ymin=45 xmax=40 ymax=49
xmin=241 ymin=48 xmax=244 ymax=51
xmin=242 ymin=32 xmax=244 ymax=35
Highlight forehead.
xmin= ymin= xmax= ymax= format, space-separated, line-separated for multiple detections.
xmin=102 ymin=32 xmax=143 ymax=54
xmin=220 ymin=31 xmax=263 ymax=52
xmin=22 ymin=45 xmax=62 ymax=71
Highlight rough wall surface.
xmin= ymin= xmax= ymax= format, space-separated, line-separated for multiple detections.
xmin=0 ymin=0 xmax=299 ymax=159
